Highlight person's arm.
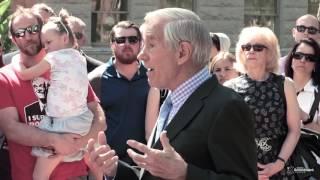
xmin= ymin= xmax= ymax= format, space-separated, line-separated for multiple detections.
xmin=0 ymin=106 xmax=83 ymax=155
xmin=145 ymin=87 xmax=160 ymax=141
xmin=279 ymin=78 xmax=301 ymax=161
xmin=15 ymin=59 xmax=50 ymax=80
xmin=0 ymin=107 xmax=56 ymax=147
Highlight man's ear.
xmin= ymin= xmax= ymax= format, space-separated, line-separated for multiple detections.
xmin=110 ymin=41 xmax=116 ymax=51
xmin=177 ymin=41 xmax=192 ymax=65
xmin=8 ymin=31 xmax=17 ymax=46
xmin=10 ymin=37 xmax=18 ymax=47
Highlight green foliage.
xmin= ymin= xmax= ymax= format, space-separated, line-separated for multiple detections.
xmin=0 ymin=0 xmax=12 ymax=53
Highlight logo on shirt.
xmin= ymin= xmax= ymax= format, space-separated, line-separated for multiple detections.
xmin=24 ymin=77 xmax=50 ymax=127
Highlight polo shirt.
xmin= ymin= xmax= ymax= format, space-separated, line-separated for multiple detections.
xmin=100 ymin=57 xmax=149 ymax=164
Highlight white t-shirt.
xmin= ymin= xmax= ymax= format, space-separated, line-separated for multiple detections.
xmin=297 ymin=80 xmax=320 ymax=123
xmin=45 ymin=48 xmax=89 ymax=117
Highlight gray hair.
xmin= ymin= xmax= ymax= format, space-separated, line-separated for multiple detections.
xmin=144 ymin=8 xmax=212 ymax=67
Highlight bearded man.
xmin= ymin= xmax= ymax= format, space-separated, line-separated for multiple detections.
xmin=88 ymin=21 xmax=149 ymax=180
xmin=0 ymin=6 xmax=105 ymax=180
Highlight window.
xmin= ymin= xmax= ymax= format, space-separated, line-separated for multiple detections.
xmin=244 ymin=0 xmax=278 ymax=31
xmin=91 ymin=0 xmax=128 ymax=45
xmin=308 ymin=0 xmax=320 ymax=17
xmin=160 ymin=0 xmax=194 ymax=10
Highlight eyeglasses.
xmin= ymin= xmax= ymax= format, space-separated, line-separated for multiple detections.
xmin=292 ymin=52 xmax=317 ymax=62
xmin=113 ymin=36 xmax=139 ymax=44
xmin=13 ymin=24 xmax=41 ymax=38
xmin=74 ymin=32 xmax=84 ymax=40
xmin=241 ymin=44 xmax=267 ymax=52
xmin=296 ymin=25 xmax=319 ymax=35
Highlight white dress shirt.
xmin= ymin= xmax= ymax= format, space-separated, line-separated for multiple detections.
xmin=297 ymin=80 xmax=320 ymax=123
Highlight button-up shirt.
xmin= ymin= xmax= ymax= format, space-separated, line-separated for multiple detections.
xmin=167 ymin=67 xmax=211 ymax=125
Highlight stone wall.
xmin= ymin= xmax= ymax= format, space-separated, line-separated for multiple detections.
xmin=29 ymin=0 xmax=313 ymax=61
xmin=279 ymin=0 xmax=308 ymax=55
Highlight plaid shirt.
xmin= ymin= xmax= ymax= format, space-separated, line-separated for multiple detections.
xmin=167 ymin=67 xmax=211 ymax=124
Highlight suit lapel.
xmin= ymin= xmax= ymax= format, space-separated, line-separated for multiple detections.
xmin=152 ymin=77 xmax=218 ymax=149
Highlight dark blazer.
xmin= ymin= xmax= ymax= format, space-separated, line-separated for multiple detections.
xmin=118 ymin=76 xmax=258 ymax=180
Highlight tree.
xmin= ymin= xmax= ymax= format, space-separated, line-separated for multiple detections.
xmin=0 ymin=0 xmax=12 ymax=53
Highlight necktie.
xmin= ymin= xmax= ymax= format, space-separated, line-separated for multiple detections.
xmin=155 ymin=95 xmax=172 ymax=141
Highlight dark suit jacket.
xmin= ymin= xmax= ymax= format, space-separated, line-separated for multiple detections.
xmin=118 ymin=76 xmax=258 ymax=180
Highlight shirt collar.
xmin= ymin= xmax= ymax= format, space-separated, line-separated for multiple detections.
xmin=171 ymin=67 xmax=211 ymax=107
xmin=304 ymin=79 xmax=317 ymax=92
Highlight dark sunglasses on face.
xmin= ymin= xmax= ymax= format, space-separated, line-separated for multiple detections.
xmin=292 ymin=52 xmax=317 ymax=62
xmin=241 ymin=44 xmax=267 ymax=52
xmin=13 ymin=24 xmax=41 ymax=38
xmin=74 ymin=32 xmax=84 ymax=40
xmin=296 ymin=25 xmax=319 ymax=35
xmin=113 ymin=36 xmax=139 ymax=44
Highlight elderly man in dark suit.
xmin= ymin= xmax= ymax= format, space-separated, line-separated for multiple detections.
xmin=86 ymin=7 xmax=258 ymax=180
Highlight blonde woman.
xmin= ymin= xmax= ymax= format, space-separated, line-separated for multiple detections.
xmin=209 ymin=51 xmax=240 ymax=84
xmin=225 ymin=26 xmax=300 ymax=180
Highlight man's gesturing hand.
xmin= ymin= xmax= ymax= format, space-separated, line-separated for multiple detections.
xmin=85 ymin=131 xmax=118 ymax=179
xmin=127 ymin=131 xmax=187 ymax=180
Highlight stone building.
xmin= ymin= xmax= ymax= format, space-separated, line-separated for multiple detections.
xmin=11 ymin=0 xmax=320 ymax=61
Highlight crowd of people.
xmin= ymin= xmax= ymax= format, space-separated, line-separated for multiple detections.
xmin=0 ymin=2 xmax=319 ymax=180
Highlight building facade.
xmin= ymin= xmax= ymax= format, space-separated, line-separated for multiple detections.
xmin=11 ymin=0 xmax=320 ymax=61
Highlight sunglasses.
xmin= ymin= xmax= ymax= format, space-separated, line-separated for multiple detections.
xmin=74 ymin=32 xmax=84 ymax=40
xmin=13 ymin=24 xmax=41 ymax=38
xmin=296 ymin=25 xmax=319 ymax=35
xmin=113 ymin=36 xmax=139 ymax=44
xmin=292 ymin=52 xmax=317 ymax=62
xmin=241 ymin=44 xmax=267 ymax=52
